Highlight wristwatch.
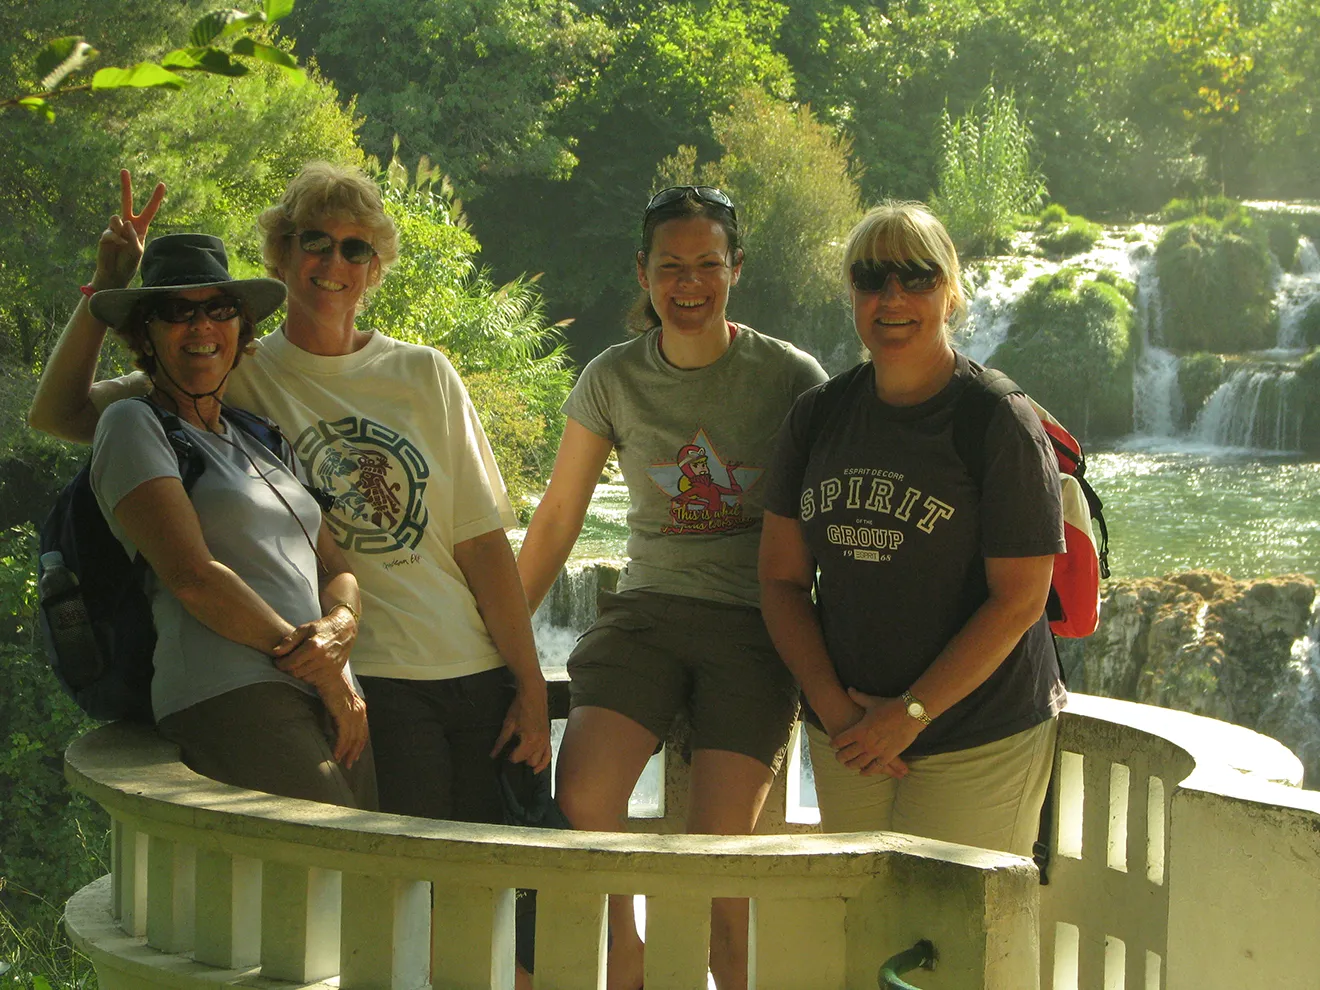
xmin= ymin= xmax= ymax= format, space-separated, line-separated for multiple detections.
xmin=901 ymin=690 xmax=932 ymax=726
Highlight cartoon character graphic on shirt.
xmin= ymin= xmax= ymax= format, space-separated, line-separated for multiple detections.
xmin=647 ymin=429 xmax=762 ymax=535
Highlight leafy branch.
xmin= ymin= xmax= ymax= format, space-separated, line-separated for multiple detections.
xmin=2 ymin=0 xmax=302 ymax=122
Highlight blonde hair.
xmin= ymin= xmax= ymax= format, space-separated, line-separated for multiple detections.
xmin=842 ymin=201 xmax=967 ymax=327
xmin=257 ymin=162 xmax=400 ymax=287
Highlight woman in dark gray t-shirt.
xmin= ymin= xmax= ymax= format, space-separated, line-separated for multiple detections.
xmin=760 ymin=201 xmax=1066 ymax=857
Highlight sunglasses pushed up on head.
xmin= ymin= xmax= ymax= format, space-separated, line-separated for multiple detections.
xmin=849 ymin=259 xmax=943 ymax=294
xmin=291 ymin=229 xmax=377 ymax=265
xmin=643 ymin=186 xmax=737 ymax=225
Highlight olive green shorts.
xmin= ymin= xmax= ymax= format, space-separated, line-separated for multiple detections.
xmin=566 ymin=589 xmax=800 ymax=772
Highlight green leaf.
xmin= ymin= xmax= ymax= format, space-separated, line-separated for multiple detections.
xmin=160 ymin=47 xmax=204 ymax=69
xmin=17 ymin=96 xmax=55 ymax=121
xmin=35 ymin=36 xmax=99 ymax=91
xmin=189 ymin=9 xmax=265 ymax=47
xmin=91 ymin=63 xmax=187 ymax=91
xmin=230 ymin=38 xmax=298 ymax=69
xmin=33 ymin=976 xmax=53 ymax=990
xmin=265 ymin=0 xmax=296 ymax=23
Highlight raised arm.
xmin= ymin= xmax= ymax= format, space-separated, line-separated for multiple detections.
xmin=27 ymin=170 xmax=162 ymax=442
xmin=516 ymin=417 xmax=614 ymax=613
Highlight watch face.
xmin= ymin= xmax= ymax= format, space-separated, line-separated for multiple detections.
xmin=907 ymin=701 xmax=924 ymax=718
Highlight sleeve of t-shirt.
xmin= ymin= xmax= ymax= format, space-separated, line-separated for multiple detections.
xmin=762 ymin=385 xmax=823 ymax=520
xmin=90 ymin=399 xmax=182 ymax=515
xmin=561 ymin=351 xmax=617 ymax=443
xmin=433 ymin=350 xmax=520 ymax=541
xmin=979 ymin=395 xmax=1067 ymax=558
xmin=787 ymin=348 xmax=829 ymax=397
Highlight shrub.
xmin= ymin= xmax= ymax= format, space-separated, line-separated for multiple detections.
xmin=1297 ymin=299 xmax=1320 ymax=350
xmin=1154 ymin=214 xmax=1275 ymax=353
xmin=1035 ymin=205 xmax=1102 ymax=259
xmin=1177 ymin=352 xmax=1228 ymax=422
xmin=1160 ymin=196 xmax=1244 ymax=223
xmin=992 ymin=267 xmax=1135 ymax=438
xmin=1256 ymin=214 xmax=1301 ymax=271
xmin=931 ymin=87 xmax=1046 ymax=257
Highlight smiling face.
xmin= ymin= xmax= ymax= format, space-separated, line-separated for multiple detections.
xmin=637 ymin=216 xmax=742 ymax=340
xmin=851 ymin=257 xmax=955 ymax=370
xmin=145 ymin=287 xmax=242 ymax=400
xmin=280 ymin=215 xmax=380 ymax=334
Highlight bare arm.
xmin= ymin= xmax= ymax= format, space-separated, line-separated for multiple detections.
xmin=455 ymin=527 xmax=551 ymax=772
xmin=275 ymin=521 xmax=362 ymax=683
xmin=27 ymin=170 xmax=162 ymax=442
xmin=516 ymin=418 xmax=614 ymax=613
xmin=832 ymin=553 xmax=1055 ymax=773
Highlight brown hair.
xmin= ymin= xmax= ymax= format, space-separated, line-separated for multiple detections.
xmin=842 ymin=201 xmax=968 ymax=328
xmin=626 ymin=191 xmax=743 ymax=334
xmin=257 ymin=161 xmax=400 ymax=288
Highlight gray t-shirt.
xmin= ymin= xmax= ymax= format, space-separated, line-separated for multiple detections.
xmin=564 ymin=325 xmax=827 ymax=606
xmin=763 ymin=353 xmax=1067 ymax=756
xmin=91 ymin=399 xmax=323 ymax=719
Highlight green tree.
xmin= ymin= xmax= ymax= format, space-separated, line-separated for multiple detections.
xmin=931 ymin=86 xmax=1045 ymax=256
xmin=658 ymin=89 xmax=862 ymax=365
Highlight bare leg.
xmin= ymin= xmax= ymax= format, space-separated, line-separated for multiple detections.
xmin=555 ymin=706 xmax=659 ymax=990
xmin=687 ymin=749 xmax=775 ymax=990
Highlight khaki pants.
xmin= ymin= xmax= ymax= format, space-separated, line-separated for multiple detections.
xmin=806 ymin=718 xmax=1057 ymax=857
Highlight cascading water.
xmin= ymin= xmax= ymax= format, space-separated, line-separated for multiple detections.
xmin=1277 ymin=236 xmax=1320 ymax=349
xmin=1193 ymin=367 xmax=1302 ymax=450
xmin=1263 ymin=591 xmax=1320 ymax=782
xmin=1130 ymin=249 xmax=1184 ymax=438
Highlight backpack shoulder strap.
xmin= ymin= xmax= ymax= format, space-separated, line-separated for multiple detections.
xmin=806 ymin=361 xmax=872 ymax=448
xmin=222 ymin=404 xmax=287 ymax=461
xmin=130 ymin=396 xmax=205 ymax=491
xmin=952 ymin=367 xmax=1024 ymax=486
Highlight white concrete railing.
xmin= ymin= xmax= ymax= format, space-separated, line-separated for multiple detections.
xmin=63 ymin=719 xmax=1039 ymax=989
xmin=62 ymin=692 xmax=1320 ymax=989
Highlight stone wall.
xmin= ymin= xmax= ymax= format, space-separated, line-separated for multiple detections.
xmin=1056 ymin=571 xmax=1320 ymax=785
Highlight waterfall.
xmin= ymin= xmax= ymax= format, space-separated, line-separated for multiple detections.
xmin=1276 ymin=236 xmax=1320 ymax=349
xmin=955 ymin=256 xmax=1052 ymax=364
xmin=1131 ymin=252 xmax=1183 ymax=437
xmin=532 ymin=559 xmax=620 ymax=670
xmin=1263 ymin=591 xmax=1320 ymax=784
xmin=1193 ymin=366 xmax=1302 ymax=451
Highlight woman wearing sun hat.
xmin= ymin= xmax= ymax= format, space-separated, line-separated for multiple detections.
xmin=79 ymin=219 xmax=376 ymax=809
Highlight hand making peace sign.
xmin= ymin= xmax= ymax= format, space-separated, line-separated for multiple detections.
xmin=92 ymin=170 xmax=167 ymax=292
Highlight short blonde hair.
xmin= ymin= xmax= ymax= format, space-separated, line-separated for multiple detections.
xmin=257 ymin=162 xmax=400 ymax=287
xmin=842 ymin=201 xmax=967 ymax=327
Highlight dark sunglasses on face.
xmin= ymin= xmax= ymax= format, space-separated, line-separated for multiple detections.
xmin=850 ymin=259 xmax=943 ymax=294
xmin=153 ymin=296 xmax=241 ymax=324
xmin=643 ymin=186 xmax=737 ymax=224
xmin=292 ymin=229 xmax=377 ymax=265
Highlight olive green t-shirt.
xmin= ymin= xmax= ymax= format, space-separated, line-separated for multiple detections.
xmin=564 ymin=325 xmax=827 ymax=607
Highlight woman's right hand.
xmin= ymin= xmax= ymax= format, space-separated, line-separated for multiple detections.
xmin=316 ymin=671 xmax=369 ymax=769
xmin=93 ymin=170 xmax=166 ymax=291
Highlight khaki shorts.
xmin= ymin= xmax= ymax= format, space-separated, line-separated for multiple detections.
xmin=567 ymin=589 xmax=799 ymax=771
xmin=807 ymin=717 xmax=1058 ymax=857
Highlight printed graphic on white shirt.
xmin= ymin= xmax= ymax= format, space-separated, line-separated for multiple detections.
xmin=292 ymin=416 xmax=429 ymax=553
xmin=645 ymin=429 xmax=762 ymax=536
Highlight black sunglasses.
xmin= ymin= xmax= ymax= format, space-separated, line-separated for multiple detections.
xmin=643 ymin=186 xmax=737 ymax=224
xmin=850 ymin=259 xmax=943 ymax=294
xmin=153 ymin=295 xmax=241 ymax=324
xmin=292 ymin=229 xmax=377 ymax=265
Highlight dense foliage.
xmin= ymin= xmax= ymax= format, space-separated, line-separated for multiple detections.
xmin=992 ymin=267 xmax=1136 ymax=439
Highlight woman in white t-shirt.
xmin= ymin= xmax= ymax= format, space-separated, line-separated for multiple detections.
xmin=517 ymin=186 xmax=826 ymax=990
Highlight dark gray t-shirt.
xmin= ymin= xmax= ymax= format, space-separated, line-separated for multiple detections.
xmin=564 ymin=325 xmax=827 ymax=606
xmin=763 ymin=353 xmax=1067 ymax=756
xmin=91 ymin=399 xmax=323 ymax=719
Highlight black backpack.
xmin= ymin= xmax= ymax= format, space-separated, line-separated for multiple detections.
xmin=37 ymin=398 xmax=287 ymax=723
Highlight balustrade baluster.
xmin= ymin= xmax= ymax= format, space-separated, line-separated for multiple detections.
xmin=751 ymin=896 xmax=846 ymax=990
xmin=146 ymin=836 xmax=195 ymax=952
xmin=114 ymin=820 xmax=147 ymax=937
xmin=340 ymin=873 xmax=430 ymax=989
xmin=431 ymin=882 xmax=516 ymax=990
xmin=643 ymin=893 xmax=711 ymax=989
xmin=532 ymin=888 xmax=608 ymax=990
xmin=260 ymin=861 xmax=342 ymax=982
xmin=193 ymin=851 xmax=260 ymax=968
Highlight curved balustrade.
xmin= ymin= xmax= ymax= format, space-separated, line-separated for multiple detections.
xmin=62 ymin=692 xmax=1320 ymax=990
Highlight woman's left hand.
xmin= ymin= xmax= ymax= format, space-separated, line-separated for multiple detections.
xmin=274 ymin=607 xmax=358 ymax=685
xmin=830 ymin=688 xmax=919 ymax=777
xmin=317 ymin=671 xmax=370 ymax=769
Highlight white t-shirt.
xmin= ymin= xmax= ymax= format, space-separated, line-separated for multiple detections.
xmin=221 ymin=329 xmax=517 ymax=681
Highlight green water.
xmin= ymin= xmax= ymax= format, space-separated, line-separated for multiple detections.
xmin=524 ymin=454 xmax=1320 ymax=581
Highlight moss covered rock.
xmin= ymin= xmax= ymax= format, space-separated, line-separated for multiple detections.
xmin=1298 ymin=351 xmax=1320 ymax=456
xmin=1176 ymin=352 xmax=1227 ymax=424
xmin=1035 ymin=204 xmax=1102 ymax=259
xmin=991 ymin=267 xmax=1135 ymax=439
xmin=1154 ymin=212 xmax=1275 ymax=353
xmin=1299 ymin=300 xmax=1320 ymax=349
